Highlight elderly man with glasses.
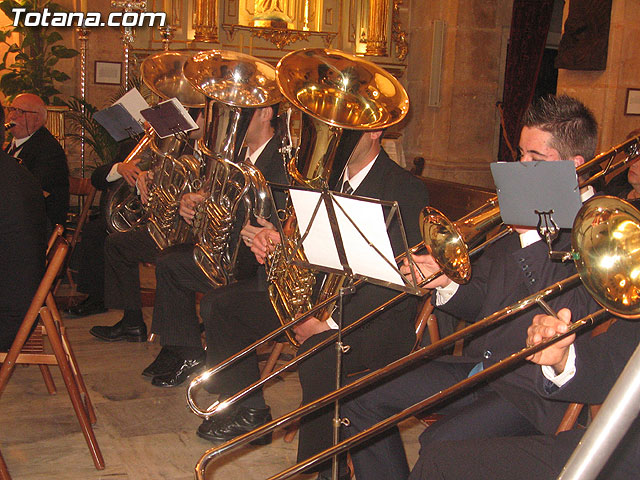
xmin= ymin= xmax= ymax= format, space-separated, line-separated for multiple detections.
xmin=5 ymin=93 xmax=69 ymax=230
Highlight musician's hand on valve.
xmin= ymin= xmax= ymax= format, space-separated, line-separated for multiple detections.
xmin=293 ymin=316 xmax=330 ymax=344
xmin=179 ymin=192 xmax=205 ymax=225
xmin=526 ymin=308 xmax=575 ymax=374
xmin=400 ymin=254 xmax=452 ymax=288
xmin=117 ymin=158 xmax=142 ymax=186
xmin=137 ymin=171 xmax=153 ymax=204
xmin=241 ymin=217 xmax=275 ymax=247
xmin=251 ymin=228 xmax=281 ymax=264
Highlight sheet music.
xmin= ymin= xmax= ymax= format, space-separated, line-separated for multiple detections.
xmin=290 ymin=189 xmax=405 ymax=287
xmin=140 ymin=98 xmax=199 ymax=138
xmin=113 ymin=88 xmax=150 ymax=126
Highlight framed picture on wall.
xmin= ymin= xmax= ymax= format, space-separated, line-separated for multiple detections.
xmin=625 ymin=88 xmax=640 ymax=115
xmin=95 ymin=61 xmax=122 ymax=85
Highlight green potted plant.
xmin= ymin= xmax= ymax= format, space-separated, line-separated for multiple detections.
xmin=0 ymin=0 xmax=78 ymax=104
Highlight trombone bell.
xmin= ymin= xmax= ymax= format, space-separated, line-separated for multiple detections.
xmin=572 ymin=195 xmax=640 ymax=319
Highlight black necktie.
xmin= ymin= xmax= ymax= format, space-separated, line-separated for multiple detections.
xmin=342 ymin=180 xmax=353 ymax=195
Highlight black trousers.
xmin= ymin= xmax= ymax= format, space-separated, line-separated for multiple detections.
xmin=151 ymin=245 xmax=214 ymax=347
xmin=414 ymin=423 xmax=640 ymax=480
xmin=342 ymin=360 xmax=541 ymax=480
xmin=200 ymin=274 xmax=279 ymax=408
xmin=75 ymin=216 xmax=108 ymax=299
xmin=103 ymin=227 xmax=159 ymax=311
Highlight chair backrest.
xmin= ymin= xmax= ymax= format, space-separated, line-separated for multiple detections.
xmin=67 ymin=177 xmax=97 ymax=251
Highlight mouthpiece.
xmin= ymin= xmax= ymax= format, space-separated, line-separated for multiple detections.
xmin=4 ymin=121 xmax=15 ymax=129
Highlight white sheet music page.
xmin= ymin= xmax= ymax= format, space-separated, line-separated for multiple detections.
xmin=290 ymin=189 xmax=405 ymax=287
xmin=113 ymin=88 xmax=150 ymax=126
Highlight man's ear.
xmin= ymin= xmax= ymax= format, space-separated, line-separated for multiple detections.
xmin=571 ymin=155 xmax=585 ymax=169
xmin=370 ymin=130 xmax=383 ymax=141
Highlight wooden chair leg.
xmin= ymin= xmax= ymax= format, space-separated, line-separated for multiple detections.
xmin=260 ymin=342 xmax=285 ymax=379
xmin=39 ymin=307 xmax=105 ymax=470
xmin=38 ymin=365 xmax=57 ymax=394
xmin=46 ymin=293 xmax=97 ymax=424
xmin=0 ymin=448 xmax=11 ymax=480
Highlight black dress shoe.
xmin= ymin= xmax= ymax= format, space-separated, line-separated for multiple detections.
xmin=142 ymin=347 xmax=182 ymax=377
xmin=90 ymin=320 xmax=147 ymax=342
xmin=66 ymin=297 xmax=107 ymax=317
xmin=150 ymin=354 xmax=205 ymax=387
xmin=196 ymin=406 xmax=272 ymax=445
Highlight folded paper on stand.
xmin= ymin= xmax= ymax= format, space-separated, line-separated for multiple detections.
xmin=290 ymin=189 xmax=405 ymax=288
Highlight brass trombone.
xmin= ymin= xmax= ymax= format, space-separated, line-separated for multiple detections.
xmin=423 ymin=134 xmax=640 ymax=283
xmin=186 ymin=135 xmax=640 ymax=420
xmin=194 ymin=195 xmax=640 ymax=479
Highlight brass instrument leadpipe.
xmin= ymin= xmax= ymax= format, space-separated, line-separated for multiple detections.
xmin=194 ymin=272 xmax=585 ymax=479
xmin=187 ymin=226 xmax=513 ymax=419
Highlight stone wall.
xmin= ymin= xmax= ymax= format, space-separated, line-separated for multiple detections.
xmin=557 ymin=0 xmax=640 ymax=153
xmin=402 ymin=0 xmax=513 ymax=188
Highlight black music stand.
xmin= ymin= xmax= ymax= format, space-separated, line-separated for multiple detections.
xmin=140 ymin=98 xmax=199 ymax=139
xmin=274 ymin=184 xmax=423 ymax=480
xmin=491 ymin=160 xmax=583 ymax=259
xmin=94 ymin=103 xmax=144 ymax=142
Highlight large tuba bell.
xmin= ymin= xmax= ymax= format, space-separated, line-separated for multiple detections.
xmin=105 ymin=51 xmax=206 ymax=245
xmin=268 ymin=48 xmax=410 ymax=346
xmin=182 ymin=50 xmax=282 ymax=286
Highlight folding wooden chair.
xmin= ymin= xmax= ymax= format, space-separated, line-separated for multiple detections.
xmin=54 ymin=176 xmax=97 ymax=295
xmin=0 ymin=238 xmax=105 ymax=471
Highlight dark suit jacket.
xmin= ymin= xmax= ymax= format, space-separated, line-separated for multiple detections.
xmin=13 ymin=126 xmax=69 ymax=228
xmin=437 ymin=231 xmax=601 ymax=435
xmin=333 ymin=149 xmax=430 ymax=371
xmin=234 ymin=135 xmax=288 ymax=281
xmin=536 ymin=317 xmax=640 ymax=478
xmin=0 ymin=150 xmax=47 ymax=350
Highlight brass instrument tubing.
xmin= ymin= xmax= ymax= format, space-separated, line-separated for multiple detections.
xmin=195 ymin=272 xmax=583 ymax=479
xmin=187 ymin=227 xmax=513 ymax=418
xmin=266 ymin=308 xmax=608 ymax=480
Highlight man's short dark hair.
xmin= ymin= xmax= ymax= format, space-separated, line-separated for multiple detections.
xmin=522 ymin=94 xmax=598 ymax=161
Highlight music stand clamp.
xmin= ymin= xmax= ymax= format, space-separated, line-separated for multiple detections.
xmin=491 ymin=160 xmax=583 ymax=261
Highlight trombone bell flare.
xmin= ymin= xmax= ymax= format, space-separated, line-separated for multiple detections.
xmin=572 ymin=195 xmax=640 ymax=319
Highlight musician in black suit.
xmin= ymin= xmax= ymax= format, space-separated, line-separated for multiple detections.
xmin=142 ymin=105 xmax=289 ymax=387
xmin=5 ymin=93 xmax=69 ymax=230
xmin=0 ymin=113 xmax=47 ymax=351
xmin=66 ymin=138 xmax=141 ymax=317
xmin=414 ymin=310 xmax=640 ymax=480
xmin=197 ymin=129 xmax=429 ymax=479
xmin=340 ymin=95 xmax=603 ymax=480
xmin=90 ymin=115 xmax=202 ymax=342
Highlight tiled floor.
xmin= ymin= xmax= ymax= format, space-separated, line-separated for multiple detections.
xmin=0 ymin=300 xmax=423 ymax=479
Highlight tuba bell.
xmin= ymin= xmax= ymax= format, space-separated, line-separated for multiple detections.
xmin=182 ymin=50 xmax=282 ymax=286
xmin=267 ymin=48 xmax=410 ymax=346
xmin=105 ymin=50 xmax=206 ymax=248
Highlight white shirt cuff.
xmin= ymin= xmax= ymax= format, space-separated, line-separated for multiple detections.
xmin=106 ymin=163 xmax=123 ymax=182
xmin=326 ymin=317 xmax=339 ymax=330
xmin=541 ymin=344 xmax=576 ymax=387
xmin=435 ymin=281 xmax=459 ymax=306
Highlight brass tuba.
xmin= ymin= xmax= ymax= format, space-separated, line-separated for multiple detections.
xmin=267 ymin=48 xmax=410 ymax=346
xmin=105 ymin=50 xmax=206 ymax=248
xmin=182 ymin=50 xmax=282 ymax=286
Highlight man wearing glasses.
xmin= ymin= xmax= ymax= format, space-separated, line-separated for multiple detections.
xmin=5 ymin=93 xmax=69 ymax=230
